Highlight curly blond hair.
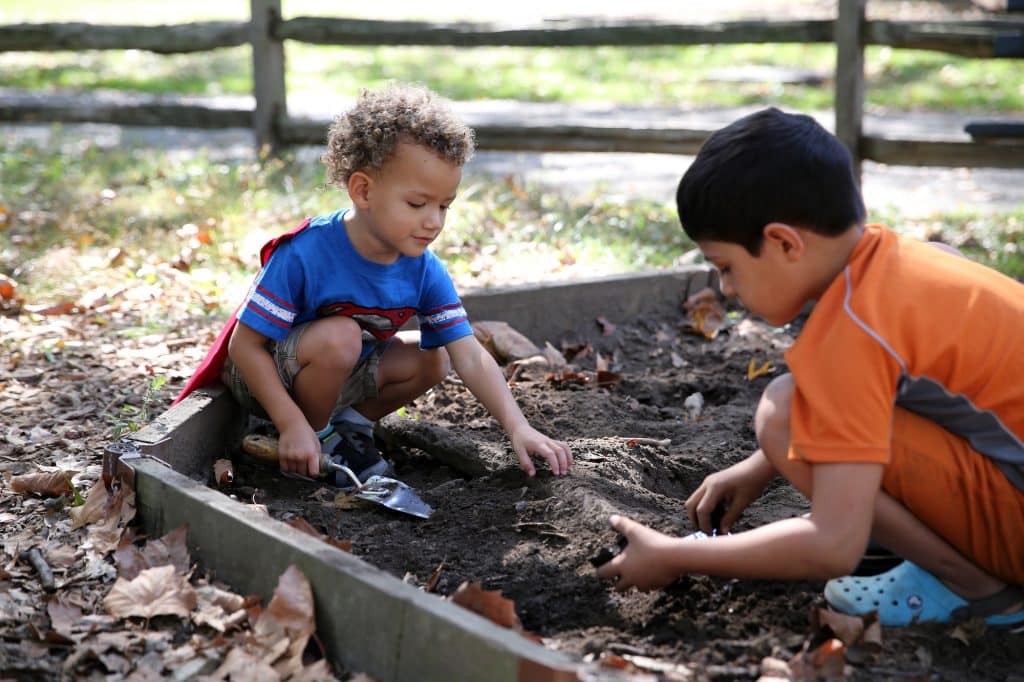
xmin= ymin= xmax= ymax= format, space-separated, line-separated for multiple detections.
xmin=322 ymin=83 xmax=476 ymax=188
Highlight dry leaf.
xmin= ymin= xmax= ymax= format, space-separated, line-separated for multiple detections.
xmin=113 ymin=545 xmax=149 ymax=581
xmin=22 ymin=300 xmax=78 ymax=316
xmin=70 ymin=478 xmax=114 ymax=529
xmin=595 ymin=315 xmax=616 ymax=336
xmin=8 ymin=470 xmax=74 ymax=497
xmin=424 ymin=561 xmax=444 ymax=593
xmin=46 ymin=595 xmax=82 ymax=640
xmin=104 ymin=565 xmax=197 ymax=621
xmin=208 ymin=646 xmax=279 ymax=681
xmin=250 ymin=564 xmax=315 ymax=671
xmin=472 ymin=321 xmax=541 ymax=364
xmin=84 ymin=486 xmax=136 ymax=555
xmin=681 ymin=287 xmax=727 ymax=340
xmin=540 ymin=341 xmax=567 ymax=369
xmin=746 ymin=358 xmax=773 ymax=380
xmin=285 ymin=517 xmax=352 ymax=552
xmin=450 ymin=581 xmax=525 ymax=632
xmin=0 ymin=273 xmax=17 ymax=300
xmin=213 ymin=459 xmax=234 ymax=487
xmin=143 ymin=526 xmax=191 ymax=576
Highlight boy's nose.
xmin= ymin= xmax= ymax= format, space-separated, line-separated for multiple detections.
xmin=425 ymin=208 xmax=444 ymax=230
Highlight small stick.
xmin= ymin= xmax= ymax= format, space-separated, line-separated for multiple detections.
xmin=19 ymin=547 xmax=56 ymax=593
xmin=620 ymin=437 xmax=672 ymax=448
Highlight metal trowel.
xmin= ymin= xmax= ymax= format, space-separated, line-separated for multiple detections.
xmin=241 ymin=433 xmax=434 ymax=519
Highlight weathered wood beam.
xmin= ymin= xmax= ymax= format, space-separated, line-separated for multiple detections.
xmin=866 ymin=19 xmax=1024 ymax=57
xmin=280 ymin=116 xmax=714 ymax=154
xmin=0 ymin=22 xmax=248 ymax=54
xmin=277 ymin=18 xmax=835 ymax=47
xmin=862 ymin=134 xmax=1024 ymax=168
xmin=836 ymin=0 xmax=867 ymax=182
xmin=0 ymin=100 xmax=250 ymax=129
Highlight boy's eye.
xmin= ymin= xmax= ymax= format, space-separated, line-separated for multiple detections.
xmin=440 ymin=205 xmax=450 ymax=212
xmin=407 ymin=202 xmax=425 ymax=209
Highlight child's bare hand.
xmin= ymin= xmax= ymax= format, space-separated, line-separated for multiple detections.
xmin=685 ymin=450 xmax=773 ymax=534
xmin=277 ymin=425 xmax=322 ymax=478
xmin=595 ymin=515 xmax=683 ymax=591
xmin=509 ymin=425 xmax=572 ymax=476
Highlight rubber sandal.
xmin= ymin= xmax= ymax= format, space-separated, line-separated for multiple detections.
xmin=825 ymin=560 xmax=1024 ymax=628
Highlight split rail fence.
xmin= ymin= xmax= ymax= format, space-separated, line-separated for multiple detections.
xmin=1 ymin=0 xmax=1022 ymax=176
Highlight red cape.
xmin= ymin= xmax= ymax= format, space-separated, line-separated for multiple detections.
xmin=172 ymin=218 xmax=312 ymax=404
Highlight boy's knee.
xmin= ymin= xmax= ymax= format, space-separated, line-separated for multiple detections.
xmin=303 ymin=316 xmax=364 ymax=368
xmin=755 ymin=373 xmax=794 ymax=457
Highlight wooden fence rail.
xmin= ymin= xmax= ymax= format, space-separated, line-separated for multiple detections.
xmin=0 ymin=0 xmax=1021 ymax=173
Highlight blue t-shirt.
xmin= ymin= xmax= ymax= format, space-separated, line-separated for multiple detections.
xmin=237 ymin=209 xmax=473 ymax=358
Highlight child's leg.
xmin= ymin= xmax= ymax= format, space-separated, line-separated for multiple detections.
xmin=755 ymin=374 xmax=1023 ymax=598
xmin=291 ymin=316 xmax=364 ymax=430
xmin=349 ymin=330 xmax=450 ymax=420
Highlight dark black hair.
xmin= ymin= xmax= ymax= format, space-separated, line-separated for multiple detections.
xmin=676 ymin=107 xmax=865 ymax=255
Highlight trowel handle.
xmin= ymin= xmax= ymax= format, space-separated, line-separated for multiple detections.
xmin=241 ymin=434 xmax=362 ymax=488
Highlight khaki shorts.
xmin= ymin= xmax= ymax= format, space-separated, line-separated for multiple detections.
xmin=222 ymin=321 xmax=385 ymax=421
xmin=882 ymin=407 xmax=1024 ymax=585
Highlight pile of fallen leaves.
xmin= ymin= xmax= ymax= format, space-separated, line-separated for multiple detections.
xmin=0 ymin=279 xmax=350 ymax=679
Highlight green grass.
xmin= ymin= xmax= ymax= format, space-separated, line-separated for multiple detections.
xmin=0 ymin=139 xmax=690 ymax=318
xmin=3 ymin=44 xmax=1023 ymax=113
xmin=2 ymin=140 xmax=1021 ymax=330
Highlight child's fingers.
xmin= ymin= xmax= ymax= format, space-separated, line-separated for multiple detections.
xmin=546 ymin=442 xmax=572 ymax=475
xmin=516 ymin=448 xmax=537 ymax=477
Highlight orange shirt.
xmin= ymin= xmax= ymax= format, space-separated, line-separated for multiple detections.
xmin=786 ymin=225 xmax=1024 ymax=492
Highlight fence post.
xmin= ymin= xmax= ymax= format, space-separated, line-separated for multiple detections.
xmin=250 ymin=0 xmax=286 ymax=152
xmin=835 ymin=0 xmax=866 ymax=183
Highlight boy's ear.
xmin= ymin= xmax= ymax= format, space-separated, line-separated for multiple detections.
xmin=347 ymin=171 xmax=373 ymax=208
xmin=762 ymin=222 xmax=805 ymax=261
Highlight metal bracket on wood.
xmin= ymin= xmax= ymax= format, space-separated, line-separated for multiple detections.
xmin=102 ymin=440 xmax=172 ymax=492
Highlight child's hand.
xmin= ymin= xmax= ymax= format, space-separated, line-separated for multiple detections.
xmin=509 ymin=424 xmax=572 ymax=476
xmin=684 ymin=449 xmax=774 ymax=534
xmin=595 ymin=515 xmax=683 ymax=591
xmin=277 ymin=425 xmax=322 ymax=478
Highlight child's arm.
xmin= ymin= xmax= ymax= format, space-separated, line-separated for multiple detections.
xmin=227 ymin=322 xmax=322 ymax=477
xmin=597 ymin=461 xmax=882 ymax=589
xmin=445 ymin=335 xmax=572 ymax=476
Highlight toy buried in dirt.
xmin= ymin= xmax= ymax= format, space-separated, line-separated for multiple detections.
xmin=241 ymin=433 xmax=433 ymax=519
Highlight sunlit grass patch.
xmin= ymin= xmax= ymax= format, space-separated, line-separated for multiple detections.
xmin=873 ymin=207 xmax=1024 ymax=280
xmin=0 ymin=139 xmax=689 ymax=316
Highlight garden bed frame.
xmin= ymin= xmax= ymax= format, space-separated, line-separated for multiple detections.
xmin=112 ymin=265 xmax=715 ymax=682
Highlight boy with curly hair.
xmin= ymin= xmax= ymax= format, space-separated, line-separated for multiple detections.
xmin=177 ymin=83 xmax=572 ymax=485
xmin=596 ymin=107 xmax=1024 ymax=628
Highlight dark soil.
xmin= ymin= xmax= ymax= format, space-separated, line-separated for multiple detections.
xmin=225 ymin=307 xmax=1023 ymax=681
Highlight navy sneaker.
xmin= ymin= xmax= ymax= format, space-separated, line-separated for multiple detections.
xmin=321 ymin=423 xmax=390 ymax=487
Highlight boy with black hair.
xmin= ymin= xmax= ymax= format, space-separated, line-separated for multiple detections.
xmin=176 ymin=83 xmax=572 ymax=485
xmin=596 ymin=107 xmax=1024 ymax=627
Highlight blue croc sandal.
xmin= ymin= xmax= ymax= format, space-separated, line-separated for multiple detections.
xmin=825 ymin=560 xmax=1024 ymax=628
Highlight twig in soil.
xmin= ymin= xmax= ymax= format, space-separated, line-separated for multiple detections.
xmin=19 ymin=547 xmax=56 ymax=593
xmin=620 ymin=437 xmax=671 ymax=449
xmin=512 ymin=521 xmax=558 ymax=531
xmin=512 ymin=522 xmax=568 ymax=541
